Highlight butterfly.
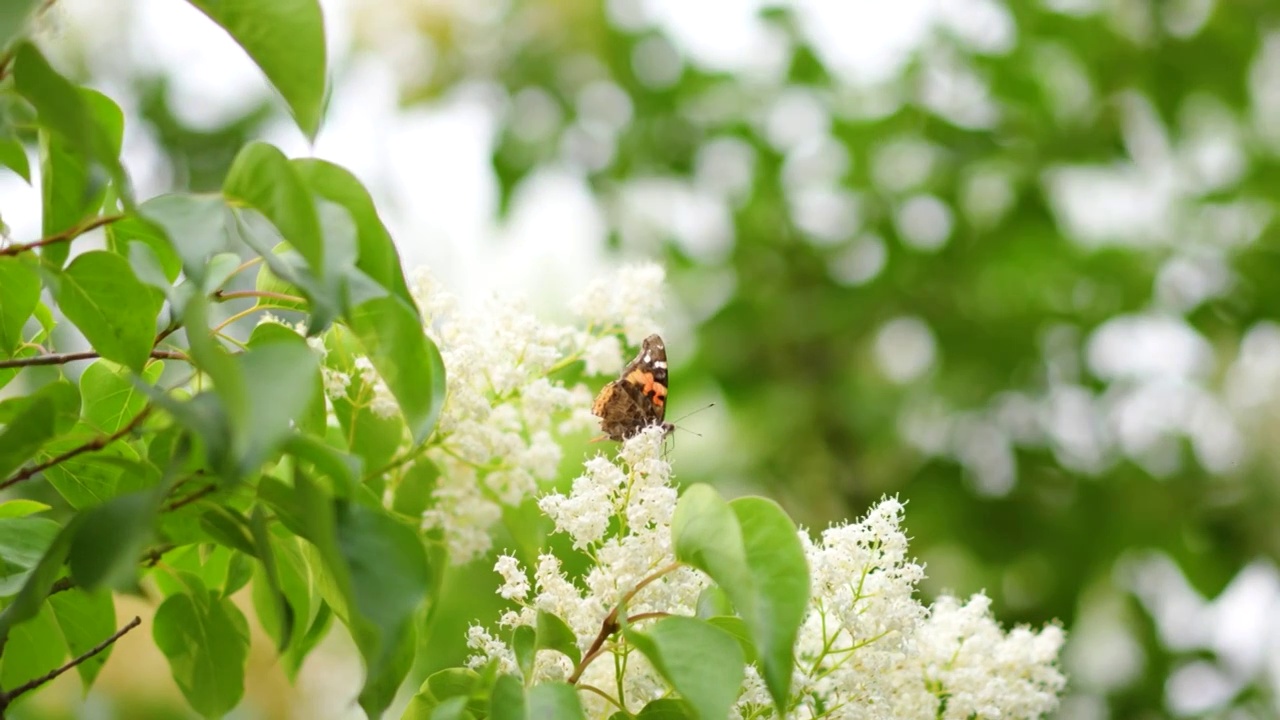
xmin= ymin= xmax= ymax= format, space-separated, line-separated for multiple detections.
xmin=591 ymin=334 xmax=674 ymax=442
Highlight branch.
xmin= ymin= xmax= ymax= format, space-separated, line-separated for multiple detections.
xmin=0 ymin=407 xmax=152 ymax=491
xmin=213 ymin=289 xmax=305 ymax=304
xmin=0 ymin=616 xmax=141 ymax=709
xmin=0 ymin=214 xmax=125 ymax=258
xmin=568 ymin=561 xmax=682 ymax=684
xmin=0 ymin=348 xmax=187 ymax=370
xmin=162 ymin=484 xmax=216 ymax=512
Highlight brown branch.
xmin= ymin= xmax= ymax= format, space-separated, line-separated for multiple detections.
xmin=0 ymin=616 xmax=141 ymax=709
xmin=0 ymin=214 xmax=124 ymax=258
xmin=0 ymin=407 xmax=152 ymax=491
xmin=163 ymin=484 xmax=216 ymax=512
xmin=568 ymin=561 xmax=682 ymax=684
xmin=0 ymin=349 xmax=187 ymax=370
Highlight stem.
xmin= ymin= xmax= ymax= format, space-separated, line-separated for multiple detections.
xmin=568 ymin=561 xmax=682 ymax=684
xmin=162 ymin=484 xmax=216 ymax=512
xmin=0 ymin=407 xmax=152 ymax=491
xmin=213 ymin=289 xmax=305 ymax=304
xmin=0 ymin=349 xmax=187 ymax=370
xmin=0 ymin=616 xmax=141 ymax=710
xmin=0 ymin=214 xmax=125 ymax=258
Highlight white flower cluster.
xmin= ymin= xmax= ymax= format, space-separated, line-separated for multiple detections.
xmin=470 ymin=434 xmax=1066 ymax=719
xmin=406 ymin=263 xmax=666 ymax=562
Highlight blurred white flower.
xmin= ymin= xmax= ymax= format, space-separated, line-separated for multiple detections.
xmin=569 ymin=262 xmax=666 ymax=344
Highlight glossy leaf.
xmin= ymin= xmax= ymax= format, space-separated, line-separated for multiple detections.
xmin=626 ymin=616 xmax=744 ymax=720
xmin=346 ymin=295 xmax=447 ymax=443
xmin=152 ymin=576 xmax=250 ymax=717
xmin=184 ymin=0 xmax=327 ymax=139
xmin=51 ymin=251 xmax=163 ymax=372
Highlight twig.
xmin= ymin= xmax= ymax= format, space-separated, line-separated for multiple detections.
xmin=0 ymin=616 xmax=141 ymax=710
xmin=0 ymin=407 xmax=152 ymax=491
xmin=0 ymin=349 xmax=187 ymax=370
xmin=163 ymin=484 xmax=216 ymax=512
xmin=568 ymin=561 xmax=682 ymax=684
xmin=0 ymin=214 xmax=124 ymax=258
xmin=213 ymin=289 xmax=305 ymax=304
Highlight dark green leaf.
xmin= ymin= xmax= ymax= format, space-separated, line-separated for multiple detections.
xmin=0 ymin=516 xmax=78 ymax=643
xmin=224 ymin=143 xmax=323 ymax=274
xmin=0 ymin=379 xmax=80 ymax=478
xmin=152 ymin=577 xmax=250 ymax=717
xmin=42 ymin=447 xmax=160 ymax=509
xmin=68 ymin=487 xmax=164 ymax=591
xmin=0 ymin=603 xmax=68 ymax=705
xmin=536 ymin=610 xmax=582 ymax=666
xmin=513 ymin=624 xmax=536 ymax=680
xmin=37 ymin=132 xmax=103 ymax=267
xmin=346 ymin=295 xmax=447 ymax=443
xmin=51 ymin=250 xmax=163 ymax=372
xmin=625 ymin=616 xmax=744 ymax=720
xmin=247 ymin=323 xmax=326 ymax=435
xmin=391 ymin=458 xmax=439 ymax=517
xmin=636 ymin=699 xmax=696 ymax=720
xmin=235 ymin=339 xmax=320 ymax=474
xmin=184 ymin=0 xmax=327 ymax=139
xmin=49 ymin=588 xmax=116 ymax=687
xmin=249 ymin=507 xmax=294 ymax=652
xmin=527 ymin=683 xmax=586 ymax=720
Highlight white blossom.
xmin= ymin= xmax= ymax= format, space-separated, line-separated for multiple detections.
xmin=570 ymin=263 xmax=666 ymax=344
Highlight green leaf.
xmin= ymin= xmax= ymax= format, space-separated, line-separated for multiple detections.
xmin=527 ymin=683 xmax=586 ymax=720
xmin=0 ymin=1 xmax=41 ymax=51
xmin=0 ymin=516 xmax=77 ymax=644
xmin=249 ymin=507 xmax=294 ymax=652
xmin=335 ymin=502 xmax=432 ymax=718
xmin=13 ymin=44 xmax=125 ymax=191
xmin=235 ymin=339 xmax=320 ymax=474
xmin=346 ymin=296 xmax=447 ymax=443
xmin=137 ymin=193 xmax=232 ymax=283
xmin=51 ymin=251 xmax=163 ymax=372
xmin=293 ymin=159 xmax=414 ymax=306
xmin=391 ymin=458 xmax=439 ymax=517
xmin=37 ymin=132 xmax=103 ymax=267
xmin=247 ymin=323 xmax=326 ymax=435
xmin=671 ymin=484 xmax=753 ymax=614
xmin=184 ymin=0 xmax=327 ymax=139
xmin=0 ymin=500 xmax=51 ymax=519
xmin=68 ymin=487 xmax=164 ymax=591
xmin=80 ymin=359 xmax=163 ymax=434
xmin=625 ymin=616 xmax=744 ymax=720
xmin=49 ymin=588 xmax=116 ymax=687
xmin=106 ymin=214 xmax=183 ymax=284
xmin=152 ymin=577 xmax=250 ymax=717
xmin=42 ymin=446 xmax=160 ymax=509
xmin=0 ymin=257 xmax=39 ymax=353
xmin=536 ymin=610 xmax=582 ymax=666
xmin=0 ymin=602 xmax=68 ymax=707
xmin=224 ymin=143 xmax=323 ymax=275
xmin=730 ymin=497 xmax=809 ymax=710
xmin=0 ymin=380 xmax=81 ymax=478
xmin=636 ymin=699 xmax=696 ymax=720
xmin=0 ymin=516 xmax=59 ymax=596
xmin=0 ymin=137 xmax=29 ymax=182
xmin=512 ymin=625 xmax=536 ymax=680
xmin=705 ymin=616 xmax=757 ymax=664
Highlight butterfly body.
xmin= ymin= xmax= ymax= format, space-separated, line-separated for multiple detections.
xmin=591 ymin=334 xmax=673 ymax=441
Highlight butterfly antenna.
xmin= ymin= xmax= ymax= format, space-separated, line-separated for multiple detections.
xmin=671 ymin=402 xmax=715 ymax=425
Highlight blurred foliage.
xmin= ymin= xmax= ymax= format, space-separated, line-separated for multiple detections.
xmin=350 ymin=0 xmax=1280 ymax=716
xmin=78 ymin=0 xmax=1280 ymax=716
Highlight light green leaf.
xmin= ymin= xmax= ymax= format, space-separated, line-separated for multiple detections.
xmin=730 ymin=497 xmax=809 ymax=710
xmin=235 ymin=339 xmax=320 ymax=475
xmin=0 ymin=380 xmax=80 ymax=478
xmin=152 ymin=577 xmax=250 ymax=717
xmin=0 ymin=602 xmax=68 ymax=708
xmin=0 ymin=500 xmax=51 ymax=519
xmin=346 ymin=296 xmax=447 ymax=444
xmin=137 ymin=193 xmax=232 ymax=283
xmin=0 ymin=257 xmax=40 ymax=353
xmin=51 ymin=251 xmax=163 ymax=372
xmin=635 ymin=699 xmax=696 ymax=719
xmin=37 ymin=132 xmax=102 ymax=268
xmin=184 ymin=0 xmax=327 ymax=139
xmin=42 ymin=446 xmax=159 ymax=510
xmin=626 ymin=616 xmax=744 ymax=720
xmin=80 ymin=359 xmax=163 ymax=434
xmin=49 ymin=588 xmax=116 ymax=687
xmin=0 ymin=516 xmax=78 ymax=644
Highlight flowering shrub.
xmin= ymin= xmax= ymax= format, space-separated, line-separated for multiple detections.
xmin=0 ymin=3 xmax=1063 ymax=719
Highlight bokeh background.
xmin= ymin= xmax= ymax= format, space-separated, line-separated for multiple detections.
xmin=8 ymin=0 xmax=1280 ymax=717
